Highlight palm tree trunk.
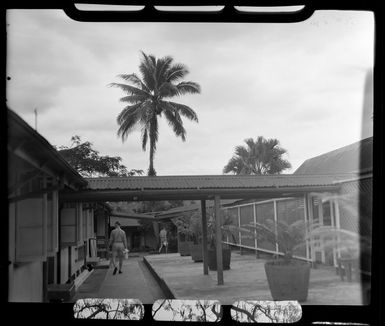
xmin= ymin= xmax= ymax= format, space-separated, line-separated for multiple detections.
xmin=148 ymin=145 xmax=156 ymax=176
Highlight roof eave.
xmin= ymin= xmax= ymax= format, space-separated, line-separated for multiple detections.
xmin=8 ymin=109 xmax=87 ymax=189
xmin=59 ymin=184 xmax=340 ymax=202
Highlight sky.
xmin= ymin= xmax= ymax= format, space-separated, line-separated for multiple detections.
xmin=6 ymin=9 xmax=374 ymax=176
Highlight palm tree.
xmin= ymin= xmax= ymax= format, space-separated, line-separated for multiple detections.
xmin=109 ymin=52 xmax=201 ymax=176
xmin=223 ymin=137 xmax=291 ymax=175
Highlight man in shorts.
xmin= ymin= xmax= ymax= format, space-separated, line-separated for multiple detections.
xmin=108 ymin=221 xmax=128 ymax=275
xmin=159 ymin=226 xmax=168 ymax=254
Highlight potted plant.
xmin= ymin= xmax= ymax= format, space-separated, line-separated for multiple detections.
xmin=174 ymin=215 xmax=194 ymax=256
xmin=206 ymin=209 xmax=234 ymax=271
xmin=225 ymin=219 xmax=311 ymax=302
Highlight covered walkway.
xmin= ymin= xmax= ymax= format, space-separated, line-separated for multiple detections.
xmin=72 ymin=254 xmax=167 ymax=304
xmin=60 ymin=174 xmax=353 ymax=286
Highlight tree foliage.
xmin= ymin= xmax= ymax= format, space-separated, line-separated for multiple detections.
xmin=110 ymin=51 xmax=201 ymax=176
xmin=223 ymin=136 xmax=291 ymax=175
xmin=57 ymin=135 xmax=143 ymax=177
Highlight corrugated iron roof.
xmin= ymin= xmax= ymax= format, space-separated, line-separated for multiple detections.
xmin=8 ymin=108 xmax=87 ymax=189
xmin=85 ymin=174 xmax=356 ymax=191
xmin=294 ymin=137 xmax=373 ymax=175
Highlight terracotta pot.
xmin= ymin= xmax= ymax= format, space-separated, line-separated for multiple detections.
xmin=178 ymin=240 xmax=193 ymax=256
xmin=264 ymin=259 xmax=311 ymax=302
xmin=208 ymin=248 xmax=231 ymax=271
xmin=189 ymin=243 xmax=203 ymax=262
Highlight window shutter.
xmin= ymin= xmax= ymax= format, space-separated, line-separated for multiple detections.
xmin=15 ymin=197 xmax=45 ymax=262
xmin=60 ymin=207 xmax=78 ymax=247
xmin=47 ymin=191 xmax=59 ymax=256
xmin=52 ymin=191 xmax=59 ymax=252
xmin=47 ymin=196 xmax=53 ymax=254
xmin=77 ymin=203 xmax=83 ymax=245
xmin=82 ymin=209 xmax=87 ymax=240
xmin=88 ymin=210 xmax=94 ymax=238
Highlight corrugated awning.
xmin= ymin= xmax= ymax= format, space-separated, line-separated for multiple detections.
xmin=84 ymin=174 xmax=354 ymax=191
xmin=110 ymin=210 xmax=155 ymax=220
xmin=59 ymin=174 xmax=349 ymax=202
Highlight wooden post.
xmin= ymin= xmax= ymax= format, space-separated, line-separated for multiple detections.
xmin=214 ymin=195 xmax=224 ymax=285
xmin=303 ymin=195 xmax=310 ymax=261
xmin=201 ymin=200 xmax=209 ymax=275
xmin=153 ymin=221 xmax=160 ymax=249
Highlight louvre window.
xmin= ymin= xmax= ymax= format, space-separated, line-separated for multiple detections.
xmin=47 ymin=191 xmax=59 ymax=256
xmin=60 ymin=207 xmax=78 ymax=247
xmin=15 ymin=197 xmax=46 ymax=262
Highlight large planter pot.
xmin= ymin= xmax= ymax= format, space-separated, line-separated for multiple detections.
xmin=189 ymin=243 xmax=203 ymax=262
xmin=264 ymin=259 xmax=311 ymax=302
xmin=208 ymin=248 xmax=231 ymax=271
xmin=179 ymin=240 xmax=193 ymax=256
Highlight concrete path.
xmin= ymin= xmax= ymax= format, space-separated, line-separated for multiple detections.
xmin=144 ymin=252 xmax=364 ymax=305
xmin=73 ymin=254 xmax=167 ymax=304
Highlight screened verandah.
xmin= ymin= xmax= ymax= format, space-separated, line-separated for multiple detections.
xmin=221 ymin=194 xmax=343 ymax=266
xmin=59 ymin=174 xmax=351 ymax=285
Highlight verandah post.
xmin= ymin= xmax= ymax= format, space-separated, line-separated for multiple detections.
xmin=214 ymin=195 xmax=224 ymax=285
xmin=201 ymin=200 xmax=209 ymax=275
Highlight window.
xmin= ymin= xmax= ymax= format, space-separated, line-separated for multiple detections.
xmin=322 ymin=200 xmax=332 ymax=226
xmin=60 ymin=207 xmax=77 ymax=247
xmin=82 ymin=209 xmax=88 ymax=241
xmin=77 ymin=203 xmax=83 ymax=245
xmin=47 ymin=190 xmax=59 ymax=256
xmin=88 ymin=209 xmax=94 ymax=239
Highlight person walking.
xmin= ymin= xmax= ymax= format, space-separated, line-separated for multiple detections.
xmin=108 ymin=221 xmax=128 ymax=275
xmin=158 ymin=226 xmax=168 ymax=254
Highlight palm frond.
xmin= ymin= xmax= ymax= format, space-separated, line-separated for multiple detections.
xmin=166 ymin=63 xmax=189 ymax=82
xmin=223 ymin=156 xmax=247 ymax=175
xmin=163 ymin=101 xmax=199 ymax=122
xmin=162 ymin=106 xmax=187 ymax=141
xmin=116 ymin=103 xmax=142 ymax=125
xmin=234 ymin=145 xmax=249 ymax=159
xmin=117 ymin=111 xmax=141 ymax=141
xmin=117 ymin=73 xmax=151 ymax=93
xmin=158 ymin=82 xmax=179 ymax=98
xmin=119 ymin=94 xmax=149 ymax=104
xmin=156 ymin=56 xmax=174 ymax=85
xmin=139 ymin=51 xmax=156 ymax=91
xmin=175 ymin=81 xmax=201 ymax=95
xmin=109 ymin=83 xmax=150 ymax=97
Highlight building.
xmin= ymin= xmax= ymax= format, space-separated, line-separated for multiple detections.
xmin=8 ymin=109 xmax=110 ymax=302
